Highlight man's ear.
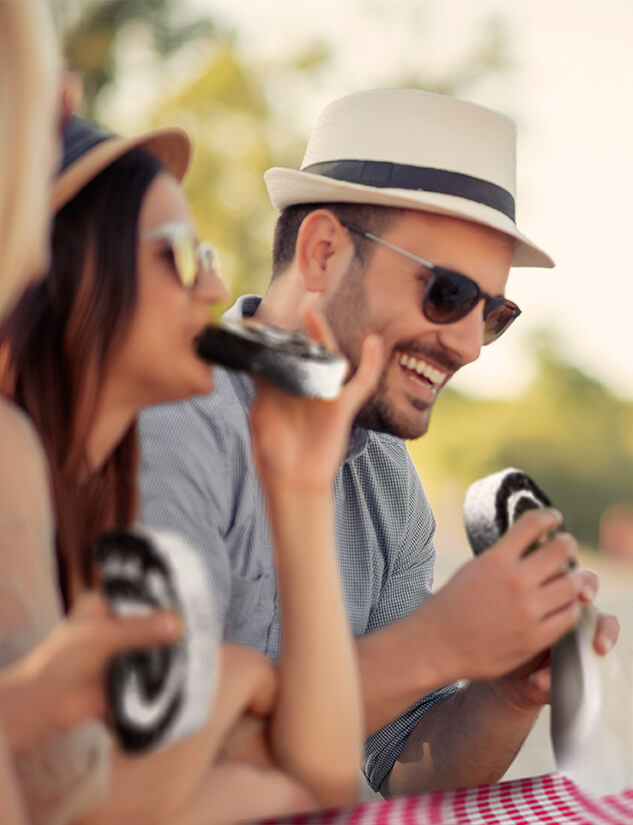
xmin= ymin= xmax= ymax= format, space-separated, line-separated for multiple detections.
xmin=295 ymin=209 xmax=354 ymax=294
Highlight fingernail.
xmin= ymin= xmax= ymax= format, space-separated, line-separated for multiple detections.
xmin=600 ymin=637 xmax=612 ymax=655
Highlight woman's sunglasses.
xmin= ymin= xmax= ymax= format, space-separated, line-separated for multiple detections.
xmin=342 ymin=223 xmax=520 ymax=344
xmin=142 ymin=222 xmax=221 ymax=291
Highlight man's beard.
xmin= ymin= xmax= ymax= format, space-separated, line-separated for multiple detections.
xmin=354 ymin=380 xmax=433 ymax=439
xmin=323 ymin=262 xmax=435 ymax=441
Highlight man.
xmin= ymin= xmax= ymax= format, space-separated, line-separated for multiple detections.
xmin=139 ymin=89 xmax=618 ymax=795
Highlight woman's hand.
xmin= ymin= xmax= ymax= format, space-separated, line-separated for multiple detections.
xmin=0 ymin=590 xmax=181 ymax=750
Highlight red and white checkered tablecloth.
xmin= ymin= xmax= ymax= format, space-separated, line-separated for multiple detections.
xmin=259 ymin=773 xmax=633 ymax=824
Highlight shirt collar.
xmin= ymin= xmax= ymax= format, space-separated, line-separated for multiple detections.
xmin=222 ymin=295 xmax=369 ymax=462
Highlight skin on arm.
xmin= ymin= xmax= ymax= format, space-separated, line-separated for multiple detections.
xmin=357 ymin=509 xmax=580 ymax=734
xmin=383 ymin=583 xmax=618 ymax=799
xmin=0 ymin=725 xmax=27 ymax=825
xmin=248 ymin=310 xmax=383 ymax=808
xmin=166 ymin=645 xmax=317 ymax=825
xmin=174 ymin=762 xmax=316 ymax=825
xmin=382 ymin=680 xmax=537 ymax=795
xmin=78 ymin=643 xmax=312 ymax=825
xmin=353 ymin=509 xmax=619 ymax=795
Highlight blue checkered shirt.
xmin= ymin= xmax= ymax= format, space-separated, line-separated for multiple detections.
xmin=138 ymin=295 xmax=457 ymax=791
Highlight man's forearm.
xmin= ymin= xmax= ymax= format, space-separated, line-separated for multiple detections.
xmin=356 ymin=609 xmax=457 ymax=735
xmin=381 ymin=681 xmax=539 ymax=796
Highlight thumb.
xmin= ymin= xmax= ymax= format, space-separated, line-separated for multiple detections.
xmin=528 ymin=666 xmax=551 ymax=696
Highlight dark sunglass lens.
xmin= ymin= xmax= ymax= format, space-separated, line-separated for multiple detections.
xmin=483 ymin=302 xmax=517 ymax=344
xmin=424 ymin=270 xmax=480 ymax=323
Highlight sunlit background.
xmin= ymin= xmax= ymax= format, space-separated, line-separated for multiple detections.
xmin=52 ymin=0 xmax=633 ymax=785
xmin=54 ymin=0 xmax=633 ymax=554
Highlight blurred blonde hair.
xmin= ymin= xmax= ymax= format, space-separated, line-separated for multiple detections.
xmin=0 ymin=1 xmax=59 ymax=317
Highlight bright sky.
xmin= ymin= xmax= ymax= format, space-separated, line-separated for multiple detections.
xmin=183 ymin=0 xmax=633 ymax=400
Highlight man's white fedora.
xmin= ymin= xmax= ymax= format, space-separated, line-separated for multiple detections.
xmin=265 ymin=88 xmax=553 ymax=268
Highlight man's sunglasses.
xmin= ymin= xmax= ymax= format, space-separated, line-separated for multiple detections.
xmin=342 ymin=223 xmax=520 ymax=344
xmin=143 ymin=222 xmax=221 ymax=291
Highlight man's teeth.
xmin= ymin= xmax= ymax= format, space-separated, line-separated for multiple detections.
xmin=398 ymin=352 xmax=446 ymax=386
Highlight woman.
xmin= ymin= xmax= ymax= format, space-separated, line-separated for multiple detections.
xmin=0 ymin=4 xmax=98 ymax=825
xmin=0 ymin=6 xmax=190 ymax=825
xmin=0 ymin=114 xmax=381 ymax=823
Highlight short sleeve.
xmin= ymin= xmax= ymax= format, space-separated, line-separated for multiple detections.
xmin=363 ymin=447 xmax=459 ymax=792
xmin=0 ymin=401 xmax=110 ymax=825
xmin=138 ymin=396 xmax=234 ymax=629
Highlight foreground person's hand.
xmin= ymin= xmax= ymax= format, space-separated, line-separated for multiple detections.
xmin=250 ymin=305 xmax=383 ymax=492
xmin=0 ymin=591 xmax=182 ymax=750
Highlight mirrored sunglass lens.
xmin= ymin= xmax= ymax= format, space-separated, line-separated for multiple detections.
xmin=173 ymin=237 xmax=197 ymax=289
xmin=424 ymin=270 xmax=480 ymax=322
xmin=483 ymin=303 xmax=515 ymax=343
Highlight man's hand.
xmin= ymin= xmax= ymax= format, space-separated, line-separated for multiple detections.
xmin=420 ymin=509 xmax=586 ymax=686
xmin=490 ymin=568 xmax=620 ymax=711
xmin=384 ymin=565 xmax=620 ymax=796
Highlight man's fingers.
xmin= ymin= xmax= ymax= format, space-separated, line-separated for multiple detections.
xmin=574 ymin=568 xmax=599 ymax=603
xmin=521 ymin=532 xmax=578 ymax=585
xmin=593 ymin=612 xmax=620 ymax=654
xmin=527 ymin=666 xmax=551 ymax=696
xmin=540 ymin=598 xmax=582 ymax=642
xmin=538 ymin=570 xmax=582 ymax=617
xmin=495 ymin=508 xmax=566 ymax=562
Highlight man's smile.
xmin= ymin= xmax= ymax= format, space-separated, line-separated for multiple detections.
xmin=396 ymin=350 xmax=448 ymax=390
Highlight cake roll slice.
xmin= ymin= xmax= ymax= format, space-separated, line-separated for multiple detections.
xmin=94 ymin=526 xmax=218 ymax=753
xmin=195 ymin=320 xmax=348 ymax=399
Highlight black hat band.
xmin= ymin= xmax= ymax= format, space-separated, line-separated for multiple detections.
xmin=301 ymin=159 xmax=515 ymax=222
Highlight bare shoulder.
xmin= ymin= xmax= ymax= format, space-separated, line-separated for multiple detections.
xmin=0 ymin=399 xmax=52 ymax=522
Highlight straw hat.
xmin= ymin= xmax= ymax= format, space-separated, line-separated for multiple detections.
xmin=53 ymin=115 xmax=191 ymax=212
xmin=265 ymin=88 xmax=553 ymax=268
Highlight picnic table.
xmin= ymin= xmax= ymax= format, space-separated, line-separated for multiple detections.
xmin=259 ymin=773 xmax=633 ymax=824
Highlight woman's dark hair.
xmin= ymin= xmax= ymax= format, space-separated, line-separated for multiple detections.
xmin=0 ymin=148 xmax=163 ymax=604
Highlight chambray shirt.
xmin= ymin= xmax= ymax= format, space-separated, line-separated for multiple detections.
xmin=138 ymin=295 xmax=458 ymax=791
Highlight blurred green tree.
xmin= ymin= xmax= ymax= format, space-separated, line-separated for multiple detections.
xmin=148 ymin=37 xmax=294 ymax=302
xmin=409 ymin=336 xmax=633 ymax=548
xmin=53 ymin=0 xmax=515 ymax=296
xmin=52 ymin=1 xmax=631 ymax=549
xmin=52 ymin=0 xmax=217 ymax=117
